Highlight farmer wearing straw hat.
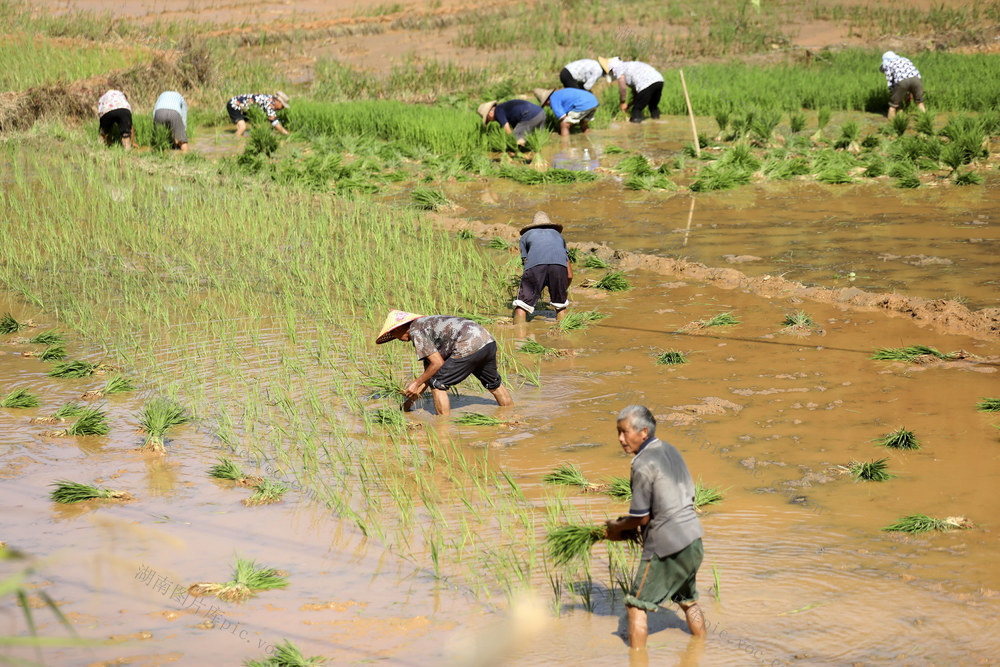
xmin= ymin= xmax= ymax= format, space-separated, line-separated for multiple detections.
xmin=605 ymin=57 xmax=664 ymax=124
xmin=534 ymin=88 xmax=599 ymax=137
xmin=560 ymin=58 xmax=610 ymax=91
xmin=513 ymin=211 xmax=572 ymax=324
xmin=226 ymin=91 xmax=291 ymax=137
xmin=879 ymin=51 xmax=926 ymax=120
xmin=605 ymin=405 xmax=706 ymax=649
xmin=375 ymin=311 xmax=513 ymax=417
xmin=477 ymin=99 xmax=546 ymax=148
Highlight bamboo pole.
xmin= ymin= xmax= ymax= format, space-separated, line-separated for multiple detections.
xmin=679 ymin=69 xmax=700 ymax=158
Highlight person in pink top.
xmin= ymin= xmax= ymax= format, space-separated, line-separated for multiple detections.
xmin=97 ymin=90 xmax=134 ymax=150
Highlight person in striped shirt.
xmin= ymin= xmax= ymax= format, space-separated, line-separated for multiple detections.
xmin=226 ymin=92 xmax=291 ymax=137
xmin=880 ymin=52 xmax=926 ymax=120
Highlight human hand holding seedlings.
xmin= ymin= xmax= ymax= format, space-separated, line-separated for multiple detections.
xmin=404 ymin=352 xmax=444 ymax=400
xmin=605 ymin=513 xmax=647 ymax=541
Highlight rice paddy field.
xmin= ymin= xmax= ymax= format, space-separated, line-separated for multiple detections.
xmin=2 ymin=0 xmax=1000 ymax=664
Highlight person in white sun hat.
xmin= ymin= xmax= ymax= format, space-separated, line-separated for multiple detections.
xmin=879 ymin=51 xmax=926 ymax=120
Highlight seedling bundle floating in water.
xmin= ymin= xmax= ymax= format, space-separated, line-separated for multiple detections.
xmin=454 ymin=412 xmax=506 ymax=426
xmin=0 ymin=312 xmax=25 ymax=335
xmin=28 ymin=330 xmax=63 ymax=345
xmin=976 ymin=398 xmax=1000 ymax=412
xmin=49 ymin=480 xmax=132 ymax=504
xmin=65 ymin=407 xmax=110 ymax=436
xmin=871 ymin=345 xmax=957 ymax=362
xmin=542 ymin=463 xmax=591 ymax=489
xmin=583 ymin=255 xmax=609 ymax=269
xmin=655 ymin=350 xmax=688 ymax=365
xmin=0 ymin=388 xmax=40 ymax=409
xmin=558 ymin=310 xmax=607 ymax=331
xmin=845 ymin=458 xmax=894 ymax=482
xmin=876 ymin=427 xmax=920 ymax=450
xmin=700 ymin=312 xmax=740 ymax=328
xmin=243 ymin=478 xmax=290 ymax=506
xmin=103 ymin=375 xmax=135 ymax=395
xmin=519 ymin=340 xmax=558 ymax=356
xmin=591 ymin=271 xmax=631 ymax=292
xmin=244 ymin=639 xmax=327 ymax=667
xmin=882 ymin=514 xmax=973 ymax=534
xmin=208 ymin=457 xmax=263 ymax=487
xmin=48 ymin=360 xmax=97 ymax=378
xmin=188 ymin=554 xmax=289 ymax=602
xmin=782 ymin=311 xmax=815 ymax=327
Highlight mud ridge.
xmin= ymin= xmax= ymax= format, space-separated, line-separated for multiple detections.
xmin=430 ymin=213 xmax=1000 ymax=341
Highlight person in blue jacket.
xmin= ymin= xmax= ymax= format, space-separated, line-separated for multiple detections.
xmin=534 ymin=87 xmax=599 ymax=136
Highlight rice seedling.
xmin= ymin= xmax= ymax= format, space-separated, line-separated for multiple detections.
xmin=871 ymin=345 xmax=956 ymax=362
xmin=789 ymin=112 xmax=806 ymax=133
xmin=246 ymin=125 xmax=280 ymax=157
xmin=457 ymin=229 xmax=475 ymax=240
xmin=52 ymin=402 xmax=86 ymax=420
xmin=605 ymin=477 xmax=631 ymax=501
xmin=519 ymin=340 xmax=557 ymax=356
xmin=48 ymin=360 xmax=96 ymax=378
xmin=617 ymin=154 xmax=654 ymax=176
xmin=454 ymin=412 xmax=505 ymax=426
xmin=893 ymin=171 xmax=921 ymax=189
xmin=49 ymin=480 xmax=130 ymax=504
xmin=816 ymin=108 xmax=831 ymax=131
xmin=863 ymin=155 xmax=886 ymax=178
xmin=209 ymin=457 xmax=246 ymax=482
xmin=783 ymin=311 xmax=815 ymax=327
xmin=976 ymin=398 xmax=1000 ymax=412
xmin=714 ymin=108 xmax=731 ymax=136
xmin=523 ymin=128 xmax=552 ymax=155
xmin=875 ymin=427 xmax=920 ymax=451
xmin=624 ymin=173 xmax=676 ymax=191
xmin=583 ymin=255 xmax=609 ymax=269
xmin=546 ymin=524 xmax=606 ymax=566
xmin=496 ymin=164 xmax=598 ymax=185
xmin=700 ymin=312 xmax=740 ymax=327
xmin=834 ymin=121 xmax=860 ymax=150
xmin=712 ymin=563 xmax=722 ymax=602
xmin=28 ymin=330 xmax=63 ymax=345
xmin=750 ymin=109 xmax=781 ymax=146
xmin=65 ymin=407 xmax=110 ymax=436
xmin=861 ymin=134 xmax=881 ymax=150
xmin=592 ymin=271 xmax=631 ymax=292
xmin=719 ymin=143 xmax=761 ymax=171
xmin=604 ymin=144 xmax=626 ymax=154
xmin=763 ymin=155 xmax=810 ymax=180
xmin=103 ymin=375 xmax=134 ymax=395
xmin=411 ymin=187 xmax=450 ymax=211
xmin=655 ymin=350 xmax=688 ymax=365
xmin=244 ymin=478 xmax=290 ymax=506
xmin=542 ymin=464 xmax=589 ymax=488
xmin=0 ymin=313 xmax=24 ymax=335
xmin=694 ymin=480 xmax=724 ymax=508
xmin=558 ymin=310 xmax=607 ymax=331
xmin=915 ymin=111 xmax=935 ymax=135
xmin=0 ymin=388 xmax=40 ymax=409
xmin=137 ymin=398 xmax=190 ymax=452
xmin=815 ymin=165 xmax=854 ymax=184
xmin=244 ymin=639 xmax=326 ymax=667
xmin=488 ymin=237 xmax=515 ymax=250
xmin=954 ymin=169 xmax=983 ymax=186
xmin=845 ymin=458 xmax=894 ymax=482
xmin=365 ymin=407 xmax=405 ymax=428
xmin=39 ymin=345 xmax=66 ymax=361
xmin=689 ymin=163 xmax=752 ymax=192
xmin=189 ymin=554 xmax=289 ymax=602
xmin=882 ymin=514 xmax=973 ymax=534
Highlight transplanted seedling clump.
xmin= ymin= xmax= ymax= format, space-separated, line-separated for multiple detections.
xmin=876 ymin=427 xmax=920 ymax=450
xmin=882 ymin=514 xmax=973 ymax=534
xmin=655 ymin=350 xmax=688 ymax=365
xmin=0 ymin=388 xmax=40 ymax=409
xmin=244 ymin=639 xmax=326 ymax=666
xmin=49 ymin=480 xmax=132 ymax=504
xmin=845 ymin=458 xmax=894 ymax=482
xmin=189 ymin=554 xmax=289 ymax=602
xmin=137 ymin=397 xmax=191 ymax=453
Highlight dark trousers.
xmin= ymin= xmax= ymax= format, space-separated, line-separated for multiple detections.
xmin=630 ymin=81 xmax=663 ymax=122
xmin=560 ymin=68 xmax=584 ymax=89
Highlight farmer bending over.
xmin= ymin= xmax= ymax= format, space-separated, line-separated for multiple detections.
xmin=604 ymin=57 xmax=664 ymax=124
xmin=534 ymin=88 xmax=599 ymax=137
xmin=226 ymin=92 xmax=291 ymax=137
xmin=559 ymin=58 xmax=610 ymax=91
xmin=513 ymin=211 xmax=572 ymax=325
xmin=97 ymin=89 xmax=134 ymax=150
xmin=605 ymin=405 xmax=707 ymax=649
xmin=375 ymin=311 xmax=514 ymax=417
xmin=153 ymin=90 xmax=189 ymax=152
xmin=477 ymin=99 xmax=546 ymax=148
xmin=880 ymin=51 xmax=926 ymax=120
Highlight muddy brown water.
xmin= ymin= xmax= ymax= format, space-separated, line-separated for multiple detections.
xmin=3 ymin=251 xmax=999 ymax=664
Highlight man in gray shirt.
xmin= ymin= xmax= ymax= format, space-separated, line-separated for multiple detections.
xmin=606 ymin=404 xmax=706 ymax=649
xmin=513 ymin=211 xmax=573 ymax=326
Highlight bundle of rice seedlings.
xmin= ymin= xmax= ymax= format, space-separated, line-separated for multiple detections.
xmin=366 ymin=407 xmax=405 ymax=428
xmin=750 ymin=110 xmax=782 ymax=146
xmin=694 ymin=480 xmax=725 ymax=508
xmin=846 ymin=458 xmax=894 ymax=482
xmin=28 ymin=330 xmax=63 ymax=345
xmin=189 ymin=554 xmax=289 ymax=602
xmin=915 ymin=111 xmax=935 ymax=135
xmin=816 ymin=108 xmax=831 ymax=131
xmin=48 ymin=360 xmax=96 ymax=378
xmin=604 ymin=144 xmax=626 ymax=154
xmin=49 ymin=480 xmax=131 ymax=504
xmin=834 ymin=121 xmax=861 ymax=150
xmin=520 ymin=340 xmax=557 ymax=355
xmin=411 ymin=186 xmax=450 ymax=211
xmin=714 ymin=109 xmax=731 ymax=136
xmin=815 ymin=166 xmax=853 ymax=184
xmin=244 ymin=639 xmax=326 ymax=667
xmin=863 ymin=155 xmax=886 ymax=178
xmin=583 ymin=255 xmax=609 ymax=269
xmin=624 ymin=173 xmax=676 ymax=191
xmin=456 ymin=229 xmax=475 ymax=240
xmin=954 ymin=169 xmax=983 ymax=186
xmin=247 ymin=125 xmax=280 ymax=157
xmin=558 ymin=310 xmax=607 ymax=331
xmin=542 ymin=463 xmax=589 ymax=488
xmin=976 ymin=398 xmax=1000 ymax=412
xmin=488 ymin=237 xmax=515 ymax=250
xmin=0 ymin=312 xmax=24 ymax=335
xmin=871 ymin=345 xmax=956 ymax=362
xmin=39 ymin=345 xmax=67 ymax=361
xmin=882 ymin=514 xmax=973 ymax=534
xmin=593 ymin=271 xmax=631 ymax=292
xmin=655 ymin=350 xmax=688 ymax=365
xmin=546 ymin=523 xmax=607 ymax=566
xmin=890 ymin=113 xmax=910 ymax=137
xmin=66 ymin=407 xmax=110 ymax=436
xmin=783 ymin=311 xmax=815 ymax=327
xmin=789 ymin=112 xmax=806 ymax=133
xmin=689 ymin=163 xmax=752 ymax=192
xmin=244 ymin=478 xmax=290 ymax=506
xmin=0 ymin=388 xmax=40 ymax=409
xmin=566 ymin=247 xmax=579 ymax=263
xmin=763 ymin=156 xmax=809 ymax=180
xmin=860 ymin=134 xmax=881 ymax=150
xmin=700 ymin=312 xmax=740 ymax=327
xmin=52 ymin=402 xmax=86 ymax=420
xmin=454 ymin=412 xmax=505 ymax=426
xmin=605 ymin=476 xmax=632 ymax=501
xmin=103 ymin=375 xmax=135 ymax=395
xmin=718 ymin=143 xmax=761 ymax=171
xmin=876 ymin=427 xmax=920 ymax=450
xmin=617 ymin=154 xmax=654 ymax=176
xmin=137 ymin=398 xmax=190 ymax=453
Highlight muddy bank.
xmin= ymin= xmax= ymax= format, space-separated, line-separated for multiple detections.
xmin=430 ymin=212 xmax=1000 ymax=341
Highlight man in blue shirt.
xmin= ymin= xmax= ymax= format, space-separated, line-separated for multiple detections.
xmin=513 ymin=211 xmax=572 ymax=326
xmin=534 ymin=88 xmax=599 ymax=136
xmin=478 ymin=99 xmax=546 ymax=148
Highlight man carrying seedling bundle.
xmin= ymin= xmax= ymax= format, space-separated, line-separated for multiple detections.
xmin=879 ymin=51 xmax=926 ymax=120
xmin=375 ymin=311 xmax=514 ymax=417
xmin=477 ymin=99 xmax=546 ymax=148
xmin=534 ymin=88 xmax=599 ymax=137
xmin=559 ymin=58 xmax=610 ymax=91
xmin=603 ymin=57 xmax=664 ymax=124
xmin=226 ymin=92 xmax=291 ymax=137
xmin=605 ymin=405 xmax=706 ymax=649
xmin=513 ymin=211 xmax=572 ymax=325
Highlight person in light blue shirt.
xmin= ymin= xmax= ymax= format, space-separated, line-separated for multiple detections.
xmin=153 ymin=91 xmax=188 ymax=152
xmin=534 ymin=88 xmax=599 ymax=137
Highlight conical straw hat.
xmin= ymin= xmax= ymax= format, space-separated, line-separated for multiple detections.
xmin=520 ymin=210 xmax=563 ymax=235
xmin=477 ymin=100 xmax=498 ymax=125
xmin=597 ymin=56 xmax=612 ymax=73
xmin=375 ymin=310 xmax=423 ymax=344
xmin=534 ymin=88 xmax=554 ymax=104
